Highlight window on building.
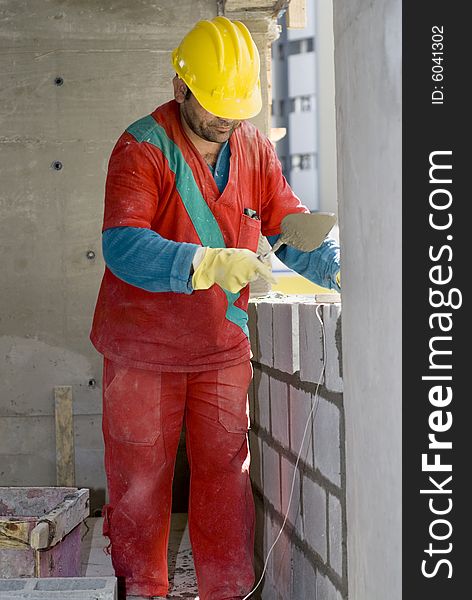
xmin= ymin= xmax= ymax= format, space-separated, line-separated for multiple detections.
xmin=288 ymin=37 xmax=315 ymax=56
xmin=301 ymin=38 xmax=315 ymax=53
xmin=291 ymin=153 xmax=316 ymax=172
xmin=291 ymin=154 xmax=301 ymax=171
xmin=300 ymin=96 xmax=312 ymax=112
xmin=289 ymin=95 xmax=314 ymax=113
xmin=272 ymin=100 xmax=286 ymax=117
xmin=300 ymin=154 xmax=312 ymax=170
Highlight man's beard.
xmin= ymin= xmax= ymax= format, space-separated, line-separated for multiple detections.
xmin=182 ymin=104 xmax=239 ymax=143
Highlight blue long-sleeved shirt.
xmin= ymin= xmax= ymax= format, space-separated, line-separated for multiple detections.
xmin=103 ymin=140 xmax=341 ymax=292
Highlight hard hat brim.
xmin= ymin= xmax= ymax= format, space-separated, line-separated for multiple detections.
xmin=189 ymin=84 xmax=262 ymax=120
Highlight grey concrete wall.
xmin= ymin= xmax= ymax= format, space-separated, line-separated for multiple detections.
xmin=0 ymin=0 xmax=221 ymax=509
xmin=0 ymin=0 xmax=280 ymax=510
xmin=332 ymin=1 xmax=402 ymax=599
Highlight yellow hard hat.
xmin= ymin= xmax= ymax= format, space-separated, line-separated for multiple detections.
xmin=172 ymin=16 xmax=262 ymax=120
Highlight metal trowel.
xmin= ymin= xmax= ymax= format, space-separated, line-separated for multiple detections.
xmin=258 ymin=211 xmax=337 ymax=259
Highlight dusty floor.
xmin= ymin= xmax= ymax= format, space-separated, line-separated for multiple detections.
xmin=80 ymin=514 xmax=198 ymax=599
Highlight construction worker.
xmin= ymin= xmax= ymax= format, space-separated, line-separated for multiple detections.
xmin=90 ymin=16 xmax=340 ymax=600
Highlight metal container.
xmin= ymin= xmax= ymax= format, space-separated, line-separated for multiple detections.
xmin=0 ymin=487 xmax=89 ymax=578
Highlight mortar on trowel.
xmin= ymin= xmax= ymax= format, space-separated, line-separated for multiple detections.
xmin=258 ymin=211 xmax=337 ymax=260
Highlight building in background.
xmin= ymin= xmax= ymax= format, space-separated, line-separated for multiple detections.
xmin=272 ymin=0 xmax=338 ymax=216
xmin=272 ymin=2 xmax=318 ymax=209
xmin=270 ymin=0 xmax=339 ymax=291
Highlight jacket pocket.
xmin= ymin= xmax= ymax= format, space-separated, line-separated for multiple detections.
xmin=104 ymin=365 xmax=162 ymax=445
xmin=236 ymin=213 xmax=262 ymax=252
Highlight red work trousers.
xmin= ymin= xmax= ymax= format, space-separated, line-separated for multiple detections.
xmin=101 ymin=358 xmax=255 ymax=600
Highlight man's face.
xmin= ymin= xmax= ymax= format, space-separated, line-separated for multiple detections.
xmin=180 ymin=93 xmax=240 ymax=144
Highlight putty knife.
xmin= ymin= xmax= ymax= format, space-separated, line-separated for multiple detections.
xmin=259 ymin=212 xmax=337 ymax=259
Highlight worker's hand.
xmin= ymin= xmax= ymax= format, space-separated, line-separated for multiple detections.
xmin=335 ymin=270 xmax=341 ymax=288
xmin=192 ymin=247 xmax=276 ymax=293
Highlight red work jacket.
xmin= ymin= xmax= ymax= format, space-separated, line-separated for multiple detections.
xmin=90 ymin=100 xmax=307 ymax=371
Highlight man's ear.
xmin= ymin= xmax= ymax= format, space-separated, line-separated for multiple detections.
xmin=173 ymin=76 xmax=188 ymax=104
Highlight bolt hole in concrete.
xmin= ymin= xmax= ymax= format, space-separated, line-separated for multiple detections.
xmin=86 ymin=250 xmax=96 ymax=260
xmin=88 ymin=378 xmax=97 ymax=388
xmin=51 ymin=160 xmax=63 ymax=170
xmin=54 ymin=76 xmax=64 ymax=86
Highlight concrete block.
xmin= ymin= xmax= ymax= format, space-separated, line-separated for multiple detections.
xmin=0 ymin=581 xmax=26 ymax=592
xmin=322 ymin=303 xmax=343 ymax=392
xmin=314 ymin=398 xmax=341 ymax=487
xmin=302 ymin=475 xmax=327 ymax=561
xmin=280 ymin=455 xmax=302 ymax=535
xmin=269 ymin=378 xmax=289 ymax=448
xmin=299 ymin=302 xmax=325 ymax=384
xmin=273 ymin=301 xmax=299 ymax=374
xmin=248 ymin=375 xmax=256 ymax=426
xmin=0 ymin=577 xmax=117 ymax=599
xmin=270 ymin=526 xmax=292 ymax=600
xmin=256 ymin=301 xmax=273 ymax=367
xmin=254 ymin=495 xmax=265 ymax=560
xmin=289 ymin=387 xmax=314 ymax=469
xmin=262 ymin=509 xmax=275 ymax=585
xmin=259 ymin=508 xmax=292 ymax=600
xmin=316 ymin=572 xmax=343 ymax=600
xmin=262 ymin=441 xmax=281 ymax=512
xmin=291 ymin=545 xmax=316 ymax=600
xmin=261 ymin=577 xmax=281 ymax=600
xmin=253 ymin=368 xmax=271 ymax=433
xmin=249 ymin=430 xmax=263 ymax=492
xmin=247 ymin=299 xmax=260 ymax=362
xmin=328 ymin=493 xmax=343 ymax=578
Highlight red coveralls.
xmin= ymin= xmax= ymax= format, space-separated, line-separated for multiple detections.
xmin=90 ymin=100 xmax=307 ymax=599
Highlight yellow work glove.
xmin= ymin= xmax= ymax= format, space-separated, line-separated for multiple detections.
xmin=192 ymin=247 xmax=276 ymax=293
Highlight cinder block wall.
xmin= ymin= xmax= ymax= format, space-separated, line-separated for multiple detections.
xmin=248 ymin=295 xmax=347 ymax=600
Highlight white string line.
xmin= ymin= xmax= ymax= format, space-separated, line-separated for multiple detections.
xmin=242 ymin=303 xmax=327 ymax=600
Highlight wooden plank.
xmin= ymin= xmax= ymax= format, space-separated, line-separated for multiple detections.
xmin=224 ymin=0 xmax=277 ymax=10
xmin=54 ymin=386 xmax=75 ymax=487
xmin=31 ymin=488 xmax=89 ymax=550
xmin=28 ymin=522 xmax=49 ymax=550
xmin=286 ymin=0 xmax=307 ymax=29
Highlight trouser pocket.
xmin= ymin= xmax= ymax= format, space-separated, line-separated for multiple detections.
xmin=216 ymin=361 xmax=252 ymax=434
xmin=104 ymin=361 xmax=162 ymax=446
